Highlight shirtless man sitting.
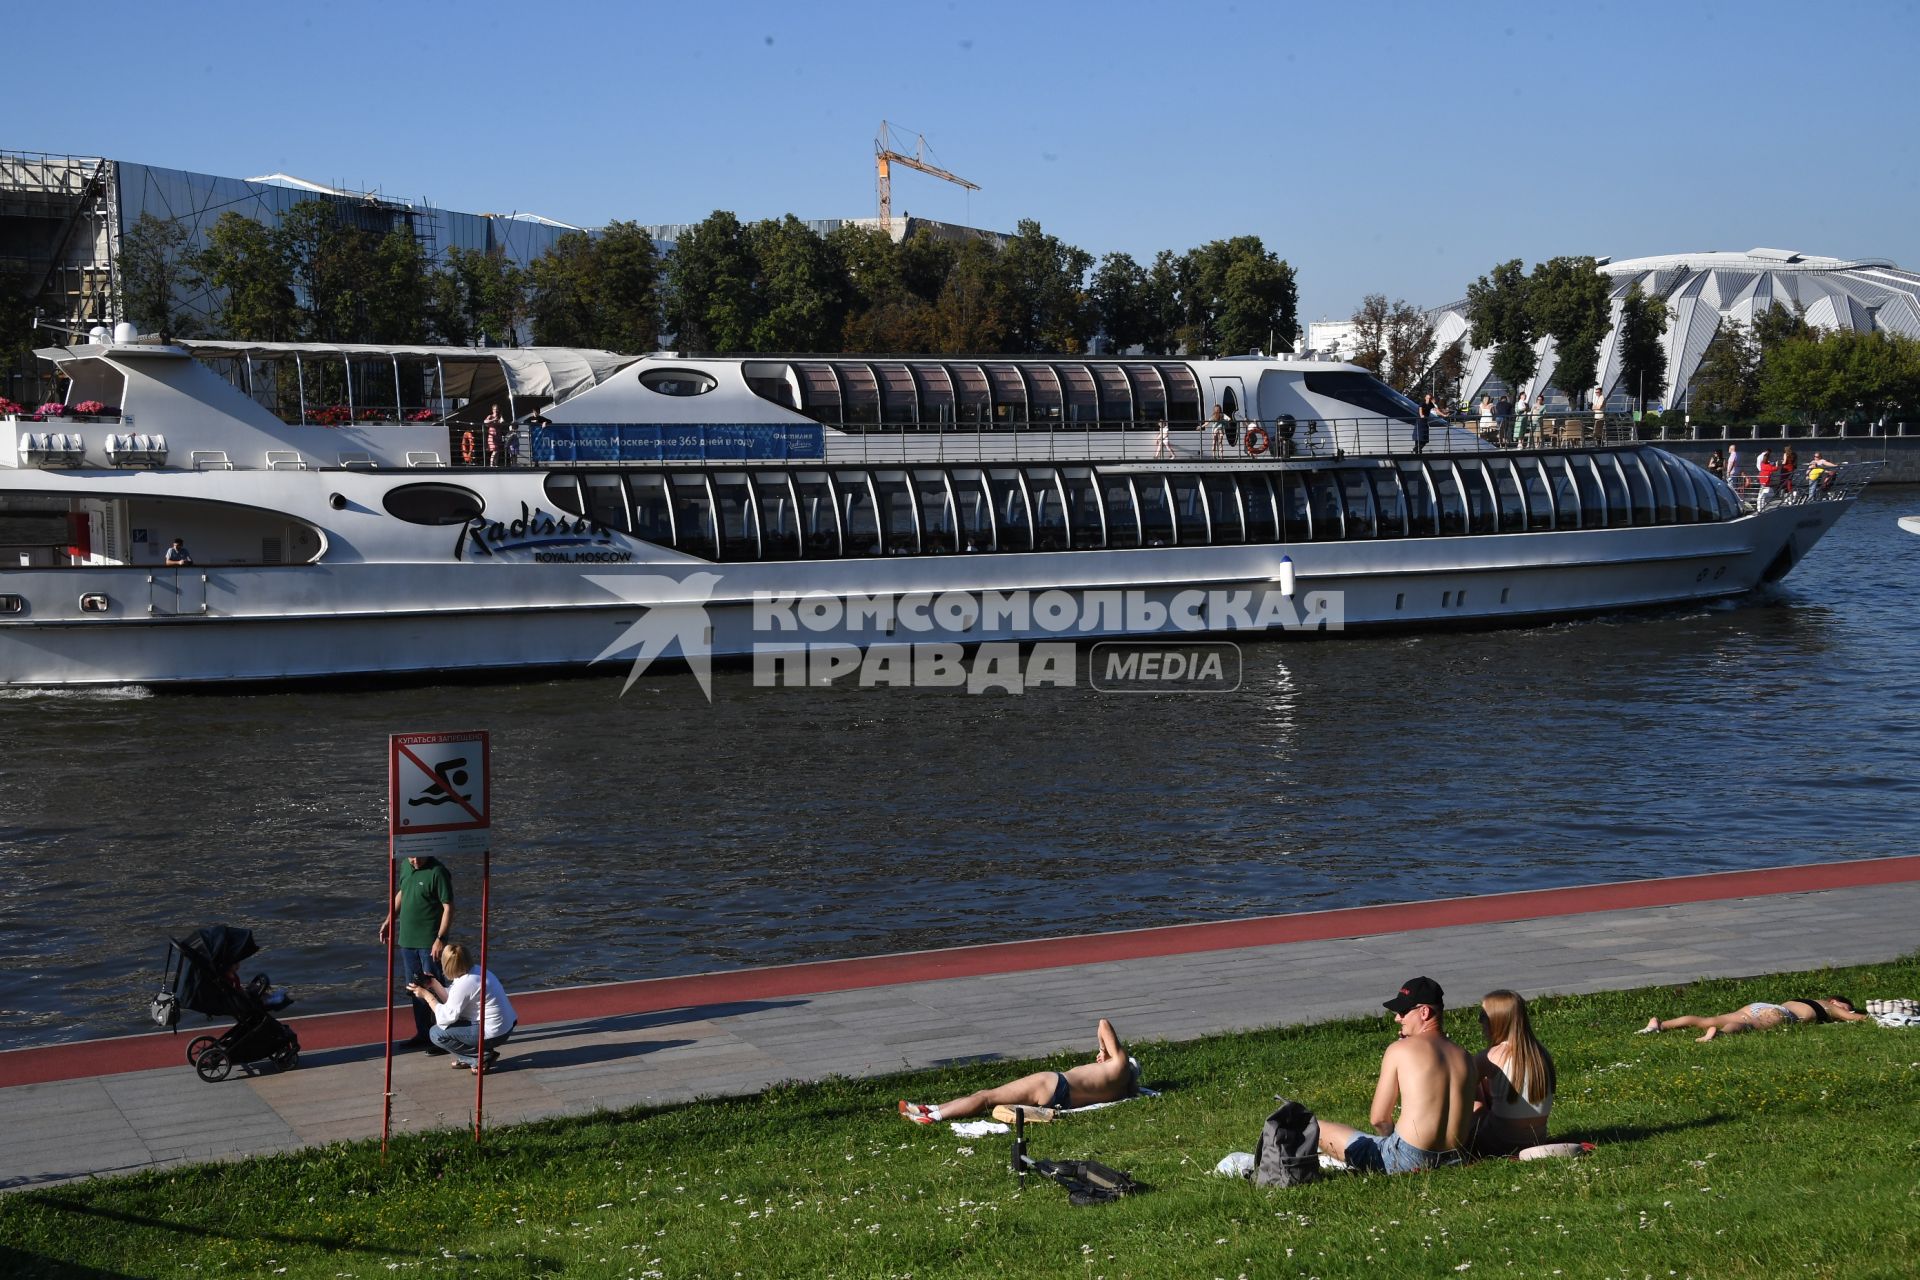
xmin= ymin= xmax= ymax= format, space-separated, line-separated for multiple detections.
xmin=1318 ymin=976 xmax=1474 ymax=1173
xmin=899 ymin=1018 xmax=1139 ymax=1124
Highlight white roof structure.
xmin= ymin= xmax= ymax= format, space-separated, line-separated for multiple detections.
xmin=1432 ymin=249 xmax=1920 ymax=408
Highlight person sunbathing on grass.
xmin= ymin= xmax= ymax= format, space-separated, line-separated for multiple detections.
xmin=899 ymin=1018 xmax=1139 ymax=1124
xmin=1638 ymin=996 xmax=1869 ymax=1041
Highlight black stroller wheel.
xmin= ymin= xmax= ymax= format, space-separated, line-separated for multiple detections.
xmin=194 ymin=1045 xmax=232 ymax=1082
xmin=271 ymin=1041 xmax=299 ymax=1071
xmin=185 ymin=1035 xmax=217 ymax=1066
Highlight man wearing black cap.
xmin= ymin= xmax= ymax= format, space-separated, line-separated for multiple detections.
xmin=1318 ymin=975 xmax=1473 ymax=1174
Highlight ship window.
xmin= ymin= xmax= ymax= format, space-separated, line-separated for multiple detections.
xmin=1058 ymin=365 xmax=1099 ymax=426
xmin=1102 ymin=475 xmax=1142 ymax=549
xmin=915 ymin=469 xmax=958 ymax=553
xmin=1028 ymin=468 xmax=1070 ymax=550
xmin=840 ymin=365 xmax=880 ymax=427
xmin=1546 ymin=457 xmax=1581 ymax=529
xmin=1136 ymin=473 xmax=1175 ymax=546
xmin=1200 ymin=473 xmax=1245 ymax=544
xmin=1026 ymin=367 xmax=1065 ymax=429
xmin=1514 ymin=456 xmax=1555 ymax=530
xmin=581 ymin=473 xmax=632 ymax=532
xmin=1300 ymin=370 xmax=1421 ymax=422
xmin=1369 ymin=469 xmax=1406 ymax=538
xmin=1158 ymin=364 xmax=1202 ymax=425
xmin=711 ymin=471 xmax=759 ymax=561
xmin=1454 ymin=459 xmax=1498 ymax=534
xmin=1093 ymin=366 xmax=1133 ymax=426
xmin=625 ymin=473 xmax=675 ymax=544
xmin=985 ymin=365 xmax=1027 ymax=426
xmin=1242 ymin=472 xmax=1278 ymax=543
xmin=794 ymin=363 xmax=842 ymax=426
xmin=1571 ymin=454 xmax=1607 ymax=527
xmin=385 ymin=482 xmax=486 ymax=526
xmin=836 ymin=470 xmax=882 ymax=555
xmin=542 ymin=473 xmax=583 ymax=516
xmin=1488 ymin=458 xmax=1526 ymax=532
xmin=1398 ymin=462 xmax=1437 ymax=536
xmin=950 ymin=365 xmax=990 ymax=426
xmin=950 ymin=468 xmax=995 ymax=552
xmin=874 ymin=470 xmax=919 ymax=554
xmin=1661 ymin=454 xmax=1704 ymax=523
xmin=670 ymin=473 xmax=717 ymax=558
xmin=1278 ymin=471 xmax=1312 ymax=541
xmin=1431 ymin=463 xmax=1466 ymax=535
xmin=793 ymin=471 xmax=840 ymax=557
xmin=1061 ymin=467 xmax=1105 ymax=549
xmin=1168 ymin=473 xmax=1207 ymax=545
xmin=1305 ymin=471 xmax=1345 ymax=540
xmin=876 ymin=363 xmax=919 ymax=426
xmin=639 ymin=369 xmax=718 ymax=397
xmin=1336 ymin=470 xmax=1375 ymax=538
xmin=1123 ymin=365 xmax=1166 ymax=425
xmin=986 ymin=469 xmax=1032 ymax=550
xmin=752 ymin=472 xmax=802 ymax=560
xmin=1635 ymin=450 xmax=1676 ymax=524
xmin=1592 ymin=454 xmax=1632 ymax=526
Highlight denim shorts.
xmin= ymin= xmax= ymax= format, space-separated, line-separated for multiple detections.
xmin=1344 ymin=1131 xmax=1459 ymax=1174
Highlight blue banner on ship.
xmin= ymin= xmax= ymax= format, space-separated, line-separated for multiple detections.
xmin=534 ymin=423 xmax=826 ymax=463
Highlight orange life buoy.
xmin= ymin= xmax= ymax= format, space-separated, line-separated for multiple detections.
xmin=1244 ymin=425 xmax=1270 ymax=456
xmin=460 ymin=430 xmax=476 ymax=465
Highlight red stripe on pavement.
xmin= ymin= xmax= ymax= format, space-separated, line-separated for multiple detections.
xmin=5 ymin=853 xmax=1916 ymax=1090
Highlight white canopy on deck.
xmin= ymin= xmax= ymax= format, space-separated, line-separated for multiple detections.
xmin=172 ymin=340 xmax=641 ymax=406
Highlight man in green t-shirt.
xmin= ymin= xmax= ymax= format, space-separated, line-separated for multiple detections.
xmin=378 ymin=855 xmax=455 ymax=1047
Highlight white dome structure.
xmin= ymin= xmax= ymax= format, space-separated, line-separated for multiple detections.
xmin=1434 ymin=249 xmax=1920 ymax=410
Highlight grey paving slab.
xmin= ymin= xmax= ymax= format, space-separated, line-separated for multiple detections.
xmin=5 ymin=878 xmax=1918 ymax=1191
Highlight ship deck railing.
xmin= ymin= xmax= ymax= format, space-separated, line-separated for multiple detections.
xmin=1727 ymin=461 xmax=1880 ymax=512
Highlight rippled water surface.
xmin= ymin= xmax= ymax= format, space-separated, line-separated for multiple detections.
xmin=4 ymin=487 xmax=1917 ymax=1047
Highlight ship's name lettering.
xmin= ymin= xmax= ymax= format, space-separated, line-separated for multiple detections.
xmin=454 ymin=503 xmax=614 ymax=561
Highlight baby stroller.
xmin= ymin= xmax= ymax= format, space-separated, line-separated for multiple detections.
xmin=153 ymin=924 xmax=299 ymax=1082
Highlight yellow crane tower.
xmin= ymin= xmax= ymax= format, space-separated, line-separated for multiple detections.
xmin=875 ymin=120 xmax=980 ymax=238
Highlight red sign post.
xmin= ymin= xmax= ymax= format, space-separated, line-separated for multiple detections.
xmin=384 ymin=732 xmax=492 ymax=1155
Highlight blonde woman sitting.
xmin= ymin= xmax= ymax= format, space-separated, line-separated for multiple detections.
xmin=1471 ymin=989 xmax=1555 ymax=1157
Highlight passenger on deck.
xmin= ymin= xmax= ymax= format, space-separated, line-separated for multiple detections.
xmin=1755 ymin=451 xmax=1778 ymax=507
xmin=1154 ymin=418 xmax=1173 ymax=459
xmin=484 ymin=407 xmax=506 ymax=468
xmin=1318 ymin=976 xmax=1473 ymax=1173
xmin=898 ymin=1018 xmax=1140 ymax=1123
xmin=1638 ymin=996 xmax=1869 ymax=1042
xmin=164 ymin=538 xmax=193 ymax=567
xmin=1207 ymin=406 xmax=1230 ymax=457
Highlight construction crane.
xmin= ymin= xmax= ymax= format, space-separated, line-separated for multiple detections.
xmin=875 ymin=120 xmax=979 ymax=238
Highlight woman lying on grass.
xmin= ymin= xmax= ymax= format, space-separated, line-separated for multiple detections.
xmin=1638 ymin=996 xmax=1869 ymax=1041
xmin=899 ymin=1018 xmax=1139 ymax=1123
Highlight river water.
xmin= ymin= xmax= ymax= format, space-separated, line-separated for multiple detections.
xmin=3 ymin=487 xmax=1916 ymax=1049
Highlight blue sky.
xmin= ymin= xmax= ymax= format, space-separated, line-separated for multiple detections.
xmin=17 ymin=0 xmax=1920 ymax=328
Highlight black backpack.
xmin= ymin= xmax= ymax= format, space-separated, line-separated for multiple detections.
xmin=1252 ymin=1099 xmax=1321 ymax=1188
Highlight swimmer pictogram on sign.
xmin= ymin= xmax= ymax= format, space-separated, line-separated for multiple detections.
xmin=389 ymin=731 xmax=490 ymax=856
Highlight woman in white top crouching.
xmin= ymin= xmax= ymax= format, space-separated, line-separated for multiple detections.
xmin=1471 ymin=989 xmax=1555 ymax=1156
xmin=410 ymin=941 xmax=518 ymax=1073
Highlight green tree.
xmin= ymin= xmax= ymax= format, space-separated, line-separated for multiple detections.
xmin=995 ymin=219 xmax=1093 ymax=353
xmin=932 ymin=236 xmax=1008 ymax=353
xmin=1751 ymin=300 xmax=1813 ymax=352
xmin=1141 ymin=251 xmax=1182 ymax=355
xmin=193 ymin=212 xmax=298 ymax=340
xmin=1349 ymin=293 xmax=1438 ymax=393
xmin=663 ymin=211 xmax=759 ymax=352
xmin=1179 ymin=236 xmax=1299 ymax=357
xmin=118 ymin=213 xmax=193 ymax=336
xmin=1688 ymin=321 xmax=1759 ymax=421
xmin=1616 ymin=283 xmax=1670 ymax=411
xmin=366 ymin=226 xmax=432 ymax=344
xmin=527 ymin=230 xmax=599 ymax=347
xmin=591 ymin=221 xmax=661 ymax=352
xmin=1089 ymin=252 xmax=1150 ymax=354
xmin=1465 ymin=259 xmax=1536 ymax=397
xmin=748 ymin=215 xmax=847 ymax=352
xmin=437 ymin=245 xmax=526 ymax=347
xmin=829 ymin=225 xmax=935 ymax=351
xmin=1428 ymin=337 xmax=1468 ymax=408
xmin=274 ymin=199 xmax=381 ymax=341
xmin=1528 ymin=256 xmax=1610 ymax=407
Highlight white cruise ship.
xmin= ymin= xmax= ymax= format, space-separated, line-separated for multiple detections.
xmin=0 ymin=335 xmax=1876 ymax=687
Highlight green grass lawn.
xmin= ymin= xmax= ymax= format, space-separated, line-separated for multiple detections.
xmin=5 ymin=959 xmax=1918 ymax=1279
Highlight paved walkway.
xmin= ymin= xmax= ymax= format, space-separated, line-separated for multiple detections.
xmin=3 ymin=856 xmax=1916 ymax=1192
